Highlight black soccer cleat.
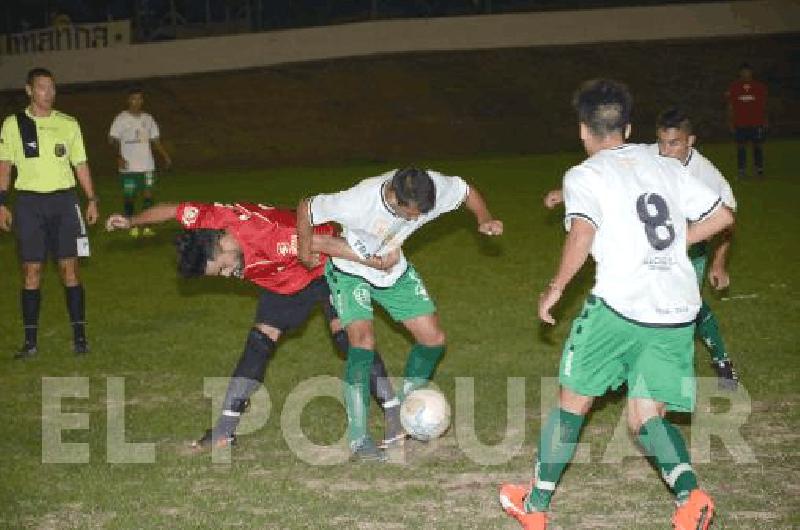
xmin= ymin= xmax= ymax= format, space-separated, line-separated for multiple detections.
xmin=13 ymin=342 xmax=38 ymax=360
xmin=73 ymin=339 xmax=90 ymax=356
xmin=713 ymin=359 xmax=739 ymax=390
xmin=191 ymin=429 xmax=236 ymax=453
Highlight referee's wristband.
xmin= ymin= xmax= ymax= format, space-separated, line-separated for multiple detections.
xmin=0 ymin=189 xmax=7 ymax=206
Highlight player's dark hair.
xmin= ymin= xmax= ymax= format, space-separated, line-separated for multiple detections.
xmin=656 ymin=106 xmax=693 ymax=134
xmin=26 ymin=67 xmax=53 ymax=86
xmin=391 ymin=167 xmax=435 ymax=214
xmin=127 ymin=84 xmax=144 ymax=96
xmin=572 ymin=79 xmax=633 ymax=137
xmin=739 ymin=62 xmax=752 ymax=71
xmin=174 ymin=229 xmax=223 ymax=278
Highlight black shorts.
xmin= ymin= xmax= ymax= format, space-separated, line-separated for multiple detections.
xmin=734 ymin=126 xmax=766 ymax=143
xmin=14 ymin=189 xmax=86 ymax=262
xmin=254 ymin=277 xmax=338 ymax=332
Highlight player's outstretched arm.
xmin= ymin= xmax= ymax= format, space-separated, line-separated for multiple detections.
xmin=687 ymin=206 xmax=734 ymax=247
xmin=539 ymin=217 xmax=595 ymax=325
xmin=464 ymin=186 xmax=503 ymax=236
xmin=296 ymin=198 xmax=318 ymax=269
xmin=106 ymin=203 xmax=179 ymax=231
xmin=311 ymin=235 xmax=399 ymax=271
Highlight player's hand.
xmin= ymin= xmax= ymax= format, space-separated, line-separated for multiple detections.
xmin=0 ymin=205 xmax=12 ymax=231
xmin=708 ymin=265 xmax=730 ymax=290
xmin=478 ymin=219 xmax=503 ymax=236
xmin=163 ymin=157 xmax=173 ymax=172
xmin=300 ymin=252 xmax=321 ymax=269
xmin=372 ymin=248 xmax=400 ymax=270
xmin=117 ymin=156 xmax=128 ymax=171
xmin=538 ymin=282 xmax=563 ymax=325
xmin=86 ymin=201 xmax=99 ymax=226
xmin=544 ymin=189 xmax=564 ymax=209
xmin=105 ymin=214 xmax=131 ymax=231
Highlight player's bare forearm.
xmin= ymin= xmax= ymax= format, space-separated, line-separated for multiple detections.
xmin=130 ymin=203 xmax=179 ymax=226
xmin=552 ymin=218 xmax=595 ymax=290
xmin=152 ymin=139 xmax=171 ymax=166
xmin=296 ymin=198 xmax=316 ymax=268
xmin=710 ymin=225 xmax=734 ymax=270
xmin=538 ymin=217 xmax=595 ymax=324
xmin=0 ymin=160 xmax=12 ymax=191
xmin=75 ymin=162 xmax=96 ymax=199
xmin=465 ymin=186 xmax=503 ymax=236
xmin=687 ymin=206 xmax=734 ymax=246
xmin=311 ymin=234 xmax=393 ymax=270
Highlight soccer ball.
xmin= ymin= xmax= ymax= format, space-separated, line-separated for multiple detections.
xmin=400 ymin=388 xmax=451 ymax=441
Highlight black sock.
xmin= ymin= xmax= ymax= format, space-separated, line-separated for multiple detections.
xmin=65 ymin=285 xmax=86 ymax=343
xmin=213 ymin=329 xmax=276 ymax=437
xmin=124 ymin=199 xmax=134 ymax=218
xmin=21 ymin=289 xmax=41 ymax=345
xmin=143 ymin=196 xmax=154 ymax=209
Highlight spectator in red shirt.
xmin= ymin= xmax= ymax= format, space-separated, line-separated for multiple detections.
xmin=106 ymin=202 xmax=404 ymax=451
xmin=725 ymin=63 xmax=768 ymax=178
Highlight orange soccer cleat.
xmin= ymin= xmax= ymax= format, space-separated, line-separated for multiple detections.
xmin=672 ymin=489 xmax=715 ymax=530
xmin=499 ymin=483 xmax=548 ymax=530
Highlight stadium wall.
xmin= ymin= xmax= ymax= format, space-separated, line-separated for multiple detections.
xmin=0 ymin=3 xmax=797 ymax=172
xmin=0 ymin=0 xmax=798 ymax=89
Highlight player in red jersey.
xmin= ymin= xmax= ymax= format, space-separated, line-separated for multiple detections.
xmin=106 ymin=202 xmax=403 ymax=452
xmin=725 ymin=62 xmax=768 ymax=178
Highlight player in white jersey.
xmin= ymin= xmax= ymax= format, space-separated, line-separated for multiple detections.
xmin=297 ymin=167 xmax=503 ymax=459
xmin=109 ymin=86 xmax=171 ymax=237
xmin=543 ymin=107 xmax=740 ymax=388
xmin=653 ymin=107 xmax=739 ymax=388
xmin=500 ymin=79 xmax=733 ymax=530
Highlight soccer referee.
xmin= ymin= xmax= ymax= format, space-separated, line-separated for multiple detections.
xmin=0 ymin=67 xmax=99 ymax=359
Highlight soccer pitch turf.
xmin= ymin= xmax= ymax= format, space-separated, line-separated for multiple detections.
xmin=1 ymin=140 xmax=798 ymax=528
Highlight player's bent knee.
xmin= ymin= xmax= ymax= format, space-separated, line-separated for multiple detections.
xmin=232 ymin=328 xmax=278 ymax=383
xmin=345 ymin=321 xmax=376 ymax=350
xmin=253 ymin=323 xmax=281 ymax=342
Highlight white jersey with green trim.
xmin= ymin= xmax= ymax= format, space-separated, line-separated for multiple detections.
xmin=109 ymin=111 xmax=160 ymax=172
xmin=563 ymin=144 xmax=722 ymax=325
xmin=647 ymin=143 xmax=737 ymax=210
xmin=309 ymin=170 xmax=469 ymax=287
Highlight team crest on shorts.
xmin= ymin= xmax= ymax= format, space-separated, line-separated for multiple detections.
xmin=353 ymin=284 xmax=371 ymax=310
xmin=54 ymin=143 xmax=66 ymax=157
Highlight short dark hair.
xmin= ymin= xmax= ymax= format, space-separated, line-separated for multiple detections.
xmin=174 ymin=229 xmax=223 ymax=278
xmin=572 ymin=79 xmax=633 ymax=137
xmin=391 ymin=167 xmax=435 ymax=214
xmin=26 ymin=67 xmax=53 ymax=86
xmin=656 ymin=106 xmax=693 ymax=134
xmin=127 ymin=84 xmax=144 ymax=96
xmin=739 ymin=62 xmax=753 ymax=71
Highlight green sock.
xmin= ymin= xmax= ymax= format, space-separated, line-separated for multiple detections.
xmin=343 ymin=347 xmax=375 ymax=447
xmin=524 ymin=408 xmax=586 ymax=512
xmin=696 ymin=301 xmax=728 ymax=362
xmin=638 ymin=417 xmax=698 ymax=503
xmin=400 ymin=344 xmax=445 ymax=399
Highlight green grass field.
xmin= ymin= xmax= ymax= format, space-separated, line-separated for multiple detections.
xmin=1 ymin=140 xmax=798 ymax=529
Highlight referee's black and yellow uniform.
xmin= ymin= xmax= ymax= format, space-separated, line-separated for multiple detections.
xmin=0 ymin=108 xmax=90 ymax=355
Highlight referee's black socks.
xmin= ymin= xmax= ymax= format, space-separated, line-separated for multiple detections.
xmin=21 ymin=288 xmax=41 ymax=346
xmin=64 ymin=285 xmax=86 ymax=343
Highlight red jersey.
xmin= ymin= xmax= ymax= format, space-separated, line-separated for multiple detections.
xmin=727 ymin=79 xmax=767 ymax=127
xmin=175 ymin=202 xmax=335 ymax=295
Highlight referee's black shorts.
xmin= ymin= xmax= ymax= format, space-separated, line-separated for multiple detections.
xmin=254 ymin=277 xmax=338 ymax=332
xmin=14 ymin=188 xmax=86 ymax=262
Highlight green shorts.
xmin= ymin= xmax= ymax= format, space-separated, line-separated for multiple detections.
xmin=559 ymin=296 xmax=696 ymax=412
xmin=688 ymin=242 xmax=708 ymax=288
xmin=120 ymin=171 xmax=156 ymax=198
xmin=324 ymin=261 xmax=436 ymax=327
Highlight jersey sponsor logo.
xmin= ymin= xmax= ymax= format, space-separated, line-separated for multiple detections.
xmin=737 ymin=95 xmax=756 ymax=102
xmin=276 ymin=235 xmax=298 ymax=256
xmin=642 ymin=254 xmax=678 ymax=271
xmin=181 ymin=206 xmax=199 ymax=226
xmin=26 ymin=141 xmax=37 ymax=150
xmin=54 ymin=143 xmax=66 ymax=157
